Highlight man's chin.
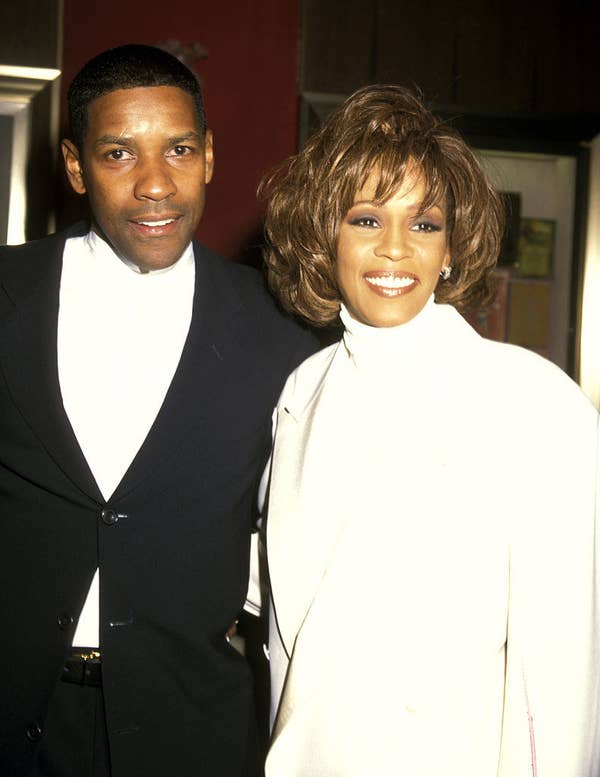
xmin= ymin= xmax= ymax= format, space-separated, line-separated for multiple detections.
xmin=130 ymin=252 xmax=185 ymax=272
xmin=118 ymin=238 xmax=189 ymax=272
xmin=93 ymin=222 xmax=192 ymax=272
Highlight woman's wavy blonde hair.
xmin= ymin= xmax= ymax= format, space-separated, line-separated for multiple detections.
xmin=260 ymin=85 xmax=504 ymax=327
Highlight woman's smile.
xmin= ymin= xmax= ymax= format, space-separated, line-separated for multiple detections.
xmin=363 ymin=271 xmax=419 ymax=296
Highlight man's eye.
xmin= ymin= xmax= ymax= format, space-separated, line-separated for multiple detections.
xmin=169 ymin=145 xmax=192 ymax=157
xmin=106 ymin=148 xmax=131 ymax=161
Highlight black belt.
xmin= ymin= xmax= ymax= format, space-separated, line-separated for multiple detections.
xmin=62 ymin=649 xmax=102 ymax=687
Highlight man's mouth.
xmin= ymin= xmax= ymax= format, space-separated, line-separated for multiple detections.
xmin=135 ymin=218 xmax=177 ymax=227
xmin=129 ymin=216 xmax=181 ymax=236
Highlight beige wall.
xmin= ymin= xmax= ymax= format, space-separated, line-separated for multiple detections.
xmin=479 ymin=151 xmax=576 ymax=373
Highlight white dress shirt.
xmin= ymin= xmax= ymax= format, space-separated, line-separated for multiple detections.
xmin=57 ymin=230 xmax=195 ymax=647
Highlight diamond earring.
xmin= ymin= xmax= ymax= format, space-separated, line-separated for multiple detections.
xmin=439 ymin=266 xmax=452 ymax=281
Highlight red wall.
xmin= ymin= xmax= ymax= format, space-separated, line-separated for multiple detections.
xmin=61 ymin=0 xmax=301 ymax=260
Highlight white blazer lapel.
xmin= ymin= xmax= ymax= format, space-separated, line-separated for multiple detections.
xmin=267 ymin=343 xmax=351 ymax=658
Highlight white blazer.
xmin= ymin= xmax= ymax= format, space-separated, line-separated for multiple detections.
xmin=265 ymin=304 xmax=600 ymax=777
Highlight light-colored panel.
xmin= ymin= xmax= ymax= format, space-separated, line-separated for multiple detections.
xmin=0 ymin=101 xmax=29 ymax=245
xmin=579 ymin=134 xmax=600 ymax=410
xmin=0 ymin=66 xmax=61 ymax=244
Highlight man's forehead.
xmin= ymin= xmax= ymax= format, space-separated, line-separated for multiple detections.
xmin=84 ymin=86 xmax=202 ymax=138
xmin=88 ymin=85 xmax=195 ymax=110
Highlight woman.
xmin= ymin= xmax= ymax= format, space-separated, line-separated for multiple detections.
xmin=260 ymin=86 xmax=600 ymax=776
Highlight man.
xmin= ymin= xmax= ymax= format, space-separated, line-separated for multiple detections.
xmin=0 ymin=44 xmax=316 ymax=777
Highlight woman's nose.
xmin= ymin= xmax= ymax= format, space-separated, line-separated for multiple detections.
xmin=373 ymin=225 xmax=412 ymax=262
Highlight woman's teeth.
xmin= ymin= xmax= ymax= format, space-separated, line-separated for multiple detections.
xmin=365 ymin=275 xmax=415 ymax=288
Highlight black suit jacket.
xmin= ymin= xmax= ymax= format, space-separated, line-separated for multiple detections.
xmin=0 ymin=226 xmax=317 ymax=776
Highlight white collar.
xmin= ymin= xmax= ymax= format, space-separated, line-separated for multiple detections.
xmin=340 ymin=296 xmax=442 ymax=370
xmin=83 ymin=229 xmax=194 ymax=280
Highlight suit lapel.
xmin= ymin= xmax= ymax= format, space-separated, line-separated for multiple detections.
xmin=0 ymin=229 xmax=103 ymax=504
xmin=110 ymin=242 xmax=244 ymax=502
xmin=0 ymin=236 xmax=249 ymax=505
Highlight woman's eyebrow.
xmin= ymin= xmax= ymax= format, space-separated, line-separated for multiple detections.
xmin=350 ymin=199 xmax=443 ymax=212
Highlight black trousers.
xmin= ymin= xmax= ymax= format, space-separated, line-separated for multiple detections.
xmin=31 ymin=678 xmax=111 ymax=777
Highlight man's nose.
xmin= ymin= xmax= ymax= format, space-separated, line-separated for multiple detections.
xmin=133 ymin=158 xmax=177 ymax=201
xmin=373 ymin=224 xmax=412 ymax=262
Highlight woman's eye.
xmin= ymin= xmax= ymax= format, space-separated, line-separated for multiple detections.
xmin=412 ymin=220 xmax=442 ymax=233
xmin=350 ymin=216 xmax=379 ymax=228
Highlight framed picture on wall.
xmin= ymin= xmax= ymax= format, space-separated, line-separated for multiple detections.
xmin=516 ymin=218 xmax=556 ymax=278
xmin=508 ymin=280 xmax=550 ymax=355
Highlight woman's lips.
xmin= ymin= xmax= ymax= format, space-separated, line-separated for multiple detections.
xmin=363 ymin=271 xmax=419 ymax=297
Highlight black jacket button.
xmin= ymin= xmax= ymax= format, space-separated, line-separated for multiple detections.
xmin=57 ymin=613 xmax=73 ymax=630
xmin=26 ymin=720 xmax=43 ymax=742
xmin=101 ymin=508 xmax=119 ymax=526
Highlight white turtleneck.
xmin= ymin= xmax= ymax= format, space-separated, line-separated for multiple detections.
xmin=266 ymin=296 xmax=600 ymax=777
xmin=57 ymin=230 xmax=195 ymax=647
xmin=340 ymin=294 xmax=452 ymax=376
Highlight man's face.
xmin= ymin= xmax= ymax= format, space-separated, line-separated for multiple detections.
xmin=62 ymin=85 xmax=214 ymax=271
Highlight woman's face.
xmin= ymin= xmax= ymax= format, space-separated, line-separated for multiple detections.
xmin=335 ymin=169 xmax=451 ymax=328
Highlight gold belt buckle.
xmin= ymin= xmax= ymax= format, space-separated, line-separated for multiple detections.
xmin=77 ymin=649 xmax=101 ymax=661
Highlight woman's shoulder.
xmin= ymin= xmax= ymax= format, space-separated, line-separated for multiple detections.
xmin=441 ymin=305 xmax=583 ymax=395
xmin=437 ymin=305 xmax=596 ymax=422
xmin=278 ymin=341 xmax=340 ymax=407
xmin=472 ymin=336 xmax=597 ymax=430
xmin=481 ymin=336 xmax=582 ymax=393
xmin=284 ymin=340 xmax=339 ymax=385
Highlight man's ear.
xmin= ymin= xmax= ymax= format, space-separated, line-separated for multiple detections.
xmin=204 ymin=129 xmax=214 ymax=184
xmin=61 ymin=139 xmax=87 ymax=195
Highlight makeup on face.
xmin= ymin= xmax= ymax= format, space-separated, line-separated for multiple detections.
xmin=335 ymin=169 xmax=451 ymax=328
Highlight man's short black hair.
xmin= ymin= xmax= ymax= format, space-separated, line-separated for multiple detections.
xmin=67 ymin=43 xmax=207 ymax=147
